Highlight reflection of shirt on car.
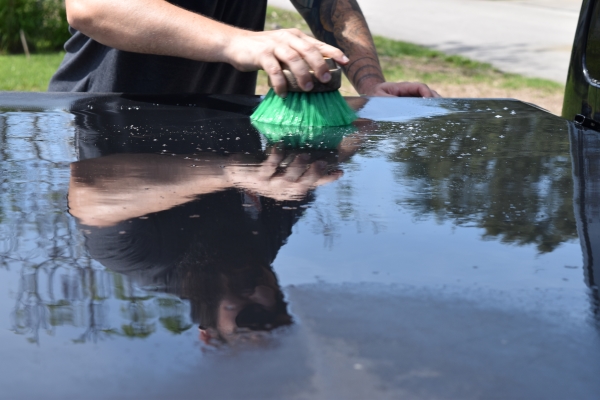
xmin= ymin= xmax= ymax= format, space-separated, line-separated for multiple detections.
xmin=49 ymin=0 xmax=268 ymax=94
xmin=79 ymin=189 xmax=308 ymax=292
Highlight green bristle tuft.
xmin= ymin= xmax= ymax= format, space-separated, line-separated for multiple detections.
xmin=252 ymin=121 xmax=356 ymax=150
xmin=251 ymin=89 xmax=357 ymax=127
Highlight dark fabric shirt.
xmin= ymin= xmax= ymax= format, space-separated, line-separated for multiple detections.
xmin=48 ymin=0 xmax=268 ymax=94
xmin=81 ymin=190 xmax=304 ymax=291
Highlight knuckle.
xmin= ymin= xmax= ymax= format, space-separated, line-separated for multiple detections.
xmin=266 ymin=65 xmax=282 ymax=75
xmin=283 ymin=52 xmax=303 ymax=64
xmin=298 ymin=42 xmax=317 ymax=54
xmin=258 ymin=48 xmax=274 ymax=58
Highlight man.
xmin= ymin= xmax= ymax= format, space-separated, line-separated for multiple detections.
xmin=49 ymin=0 xmax=439 ymax=98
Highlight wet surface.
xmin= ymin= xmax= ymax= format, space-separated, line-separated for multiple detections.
xmin=0 ymin=93 xmax=599 ymax=399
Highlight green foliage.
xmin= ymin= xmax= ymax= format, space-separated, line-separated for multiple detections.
xmin=159 ymin=316 xmax=193 ymax=335
xmin=382 ymin=107 xmax=576 ymax=253
xmin=0 ymin=0 xmax=70 ymax=53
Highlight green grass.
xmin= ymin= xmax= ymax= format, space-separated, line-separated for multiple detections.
xmin=0 ymin=53 xmax=64 ymax=91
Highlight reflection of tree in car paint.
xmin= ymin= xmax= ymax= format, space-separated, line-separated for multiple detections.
xmin=380 ymin=108 xmax=576 ymax=253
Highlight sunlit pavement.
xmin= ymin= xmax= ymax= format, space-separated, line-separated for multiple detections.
xmin=268 ymin=0 xmax=582 ymax=84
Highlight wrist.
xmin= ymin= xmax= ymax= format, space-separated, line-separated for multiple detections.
xmin=355 ymin=76 xmax=386 ymax=96
xmin=218 ymin=28 xmax=250 ymax=66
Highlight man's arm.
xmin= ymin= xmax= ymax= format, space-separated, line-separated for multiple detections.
xmin=68 ymin=151 xmax=341 ymax=227
xmin=290 ymin=0 xmax=440 ymax=97
xmin=65 ymin=0 xmax=347 ymax=96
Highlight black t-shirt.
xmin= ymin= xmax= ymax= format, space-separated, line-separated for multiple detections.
xmin=48 ymin=0 xmax=268 ymax=94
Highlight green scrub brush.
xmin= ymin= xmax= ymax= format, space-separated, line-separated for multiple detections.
xmin=251 ymin=58 xmax=356 ymax=127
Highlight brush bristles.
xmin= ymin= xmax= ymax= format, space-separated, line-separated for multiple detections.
xmin=252 ymin=121 xmax=356 ymax=150
xmin=251 ymin=89 xmax=356 ymax=127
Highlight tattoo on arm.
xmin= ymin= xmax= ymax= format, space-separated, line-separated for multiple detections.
xmin=290 ymin=0 xmax=385 ymax=93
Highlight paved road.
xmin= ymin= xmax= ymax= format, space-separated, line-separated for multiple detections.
xmin=268 ymin=0 xmax=582 ymax=84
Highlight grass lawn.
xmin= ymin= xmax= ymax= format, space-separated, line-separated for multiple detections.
xmin=0 ymin=6 xmax=566 ymax=114
xmin=0 ymin=53 xmax=64 ymax=91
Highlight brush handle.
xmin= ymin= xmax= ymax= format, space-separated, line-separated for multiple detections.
xmin=267 ymin=58 xmax=342 ymax=93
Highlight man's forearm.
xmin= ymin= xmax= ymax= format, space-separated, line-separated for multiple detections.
xmin=66 ymin=0 xmax=238 ymax=63
xmin=291 ymin=0 xmax=385 ymax=94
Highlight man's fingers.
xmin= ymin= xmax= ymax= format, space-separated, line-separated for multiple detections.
xmin=262 ymin=56 xmax=287 ymax=97
xmin=274 ymin=46 xmax=313 ymax=91
xmin=276 ymin=31 xmax=347 ymax=87
xmin=370 ymin=82 xmax=442 ymax=98
xmin=416 ymin=83 xmax=437 ymax=98
xmin=314 ymin=170 xmax=343 ymax=187
xmin=297 ymin=160 xmax=328 ymax=186
xmin=288 ymin=38 xmax=330 ymax=84
xmin=280 ymin=153 xmax=310 ymax=182
xmin=259 ymin=148 xmax=285 ymax=179
xmin=303 ymin=36 xmax=349 ymax=66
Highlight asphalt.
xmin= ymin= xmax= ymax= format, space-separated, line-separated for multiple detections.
xmin=268 ymin=0 xmax=582 ymax=84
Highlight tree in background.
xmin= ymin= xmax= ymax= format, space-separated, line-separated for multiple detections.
xmin=0 ymin=0 xmax=69 ymax=53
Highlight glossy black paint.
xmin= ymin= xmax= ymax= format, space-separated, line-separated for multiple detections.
xmin=0 ymin=93 xmax=599 ymax=399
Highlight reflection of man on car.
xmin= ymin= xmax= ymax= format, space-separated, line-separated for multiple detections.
xmin=70 ymin=151 xmax=319 ymax=344
xmin=67 ymin=96 xmax=366 ymax=344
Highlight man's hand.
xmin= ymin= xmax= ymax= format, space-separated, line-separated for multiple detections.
xmin=226 ymin=148 xmax=342 ymax=201
xmin=361 ymin=82 xmax=441 ymax=98
xmin=225 ymin=28 xmax=349 ymax=97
